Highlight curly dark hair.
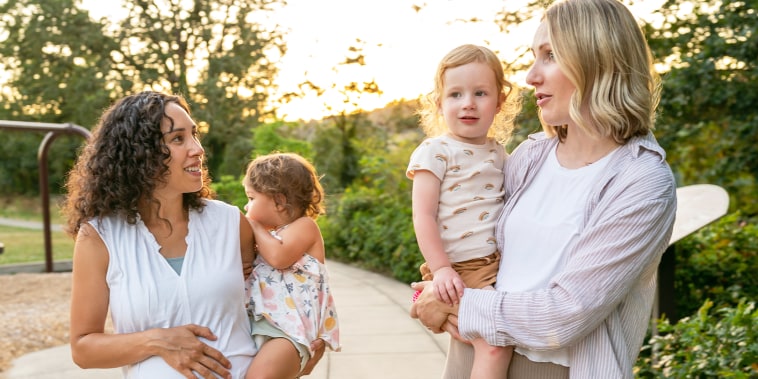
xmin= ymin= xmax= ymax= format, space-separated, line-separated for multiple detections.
xmin=243 ymin=153 xmax=324 ymax=221
xmin=62 ymin=91 xmax=214 ymax=237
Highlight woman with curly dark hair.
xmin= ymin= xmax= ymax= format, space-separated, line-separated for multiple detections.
xmin=62 ymin=91 xmax=317 ymax=378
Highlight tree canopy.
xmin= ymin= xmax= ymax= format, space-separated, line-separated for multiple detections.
xmin=644 ymin=0 xmax=758 ymax=214
xmin=0 ymin=0 xmax=286 ymax=190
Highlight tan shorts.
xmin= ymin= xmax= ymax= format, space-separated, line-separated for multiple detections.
xmin=419 ymin=250 xmax=500 ymax=289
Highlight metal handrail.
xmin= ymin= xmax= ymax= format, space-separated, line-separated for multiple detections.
xmin=0 ymin=120 xmax=91 ymax=272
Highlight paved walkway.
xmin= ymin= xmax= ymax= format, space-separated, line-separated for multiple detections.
xmin=3 ymin=261 xmax=449 ymax=379
xmin=0 ymin=217 xmax=62 ymax=231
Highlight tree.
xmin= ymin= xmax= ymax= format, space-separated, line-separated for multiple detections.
xmin=0 ymin=0 xmax=116 ymax=194
xmin=644 ymin=0 xmax=758 ymax=216
xmin=0 ymin=0 xmax=286 ymax=193
xmin=251 ymin=121 xmax=313 ymax=160
xmin=297 ymin=41 xmax=385 ymax=192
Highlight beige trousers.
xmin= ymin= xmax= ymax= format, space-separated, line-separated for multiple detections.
xmin=442 ymin=338 xmax=569 ymax=379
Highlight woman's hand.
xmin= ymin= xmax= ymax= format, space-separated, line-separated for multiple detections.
xmin=300 ymin=338 xmax=326 ymax=376
xmin=442 ymin=315 xmax=469 ymax=343
xmin=154 ymin=324 xmax=232 ymax=379
xmin=409 ymin=281 xmax=458 ymax=333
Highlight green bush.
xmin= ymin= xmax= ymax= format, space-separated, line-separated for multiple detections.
xmin=635 ymin=298 xmax=758 ymax=378
xmin=673 ymin=213 xmax=758 ymax=317
xmin=321 ymin=151 xmax=424 ymax=283
xmin=211 ymin=174 xmax=246 ymax=210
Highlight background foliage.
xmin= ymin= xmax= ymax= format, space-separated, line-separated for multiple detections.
xmin=635 ymin=298 xmax=757 ymax=378
xmin=643 ymin=0 xmax=758 ymax=215
xmin=0 ymin=0 xmax=285 ymax=191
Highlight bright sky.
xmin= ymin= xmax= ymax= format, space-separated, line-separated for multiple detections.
xmin=270 ymin=0 xmax=537 ymax=121
xmin=82 ymin=0 xmax=663 ymax=121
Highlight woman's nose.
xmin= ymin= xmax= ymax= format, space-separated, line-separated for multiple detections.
xmin=525 ymin=64 xmax=540 ymax=87
xmin=190 ymin=139 xmax=205 ymax=157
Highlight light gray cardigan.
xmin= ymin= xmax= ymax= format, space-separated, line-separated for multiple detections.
xmin=459 ymin=132 xmax=677 ymax=378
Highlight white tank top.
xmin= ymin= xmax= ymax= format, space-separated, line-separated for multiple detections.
xmin=497 ymin=145 xmax=616 ymax=366
xmin=91 ymin=199 xmax=255 ymax=378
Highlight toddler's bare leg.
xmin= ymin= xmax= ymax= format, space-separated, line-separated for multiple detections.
xmin=468 ymin=284 xmax=511 ymax=378
xmin=470 ymin=338 xmax=513 ymax=379
xmin=245 ymin=338 xmax=302 ymax=379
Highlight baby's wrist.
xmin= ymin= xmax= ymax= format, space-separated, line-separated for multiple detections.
xmin=432 ymin=266 xmax=454 ymax=275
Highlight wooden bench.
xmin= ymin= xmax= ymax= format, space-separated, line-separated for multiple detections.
xmin=654 ymin=184 xmax=730 ymax=323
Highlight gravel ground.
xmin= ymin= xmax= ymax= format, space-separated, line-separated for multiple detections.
xmin=0 ymin=272 xmax=73 ymax=373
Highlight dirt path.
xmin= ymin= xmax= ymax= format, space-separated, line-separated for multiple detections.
xmin=0 ymin=272 xmax=72 ymax=373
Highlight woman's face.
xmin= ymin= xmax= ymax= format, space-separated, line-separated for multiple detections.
xmin=156 ymin=102 xmax=205 ymax=196
xmin=525 ymin=21 xmax=576 ymax=127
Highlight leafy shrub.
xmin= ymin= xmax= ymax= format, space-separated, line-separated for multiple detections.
xmin=673 ymin=213 xmax=758 ymax=317
xmin=211 ymin=174 xmax=246 ymax=210
xmin=635 ymin=298 xmax=758 ymax=378
xmin=321 ymin=148 xmax=424 ymax=283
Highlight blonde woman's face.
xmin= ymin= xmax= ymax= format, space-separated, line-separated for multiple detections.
xmin=525 ymin=22 xmax=576 ymax=127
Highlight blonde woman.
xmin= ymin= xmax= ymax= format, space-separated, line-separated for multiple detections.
xmin=412 ymin=1 xmax=677 ymax=378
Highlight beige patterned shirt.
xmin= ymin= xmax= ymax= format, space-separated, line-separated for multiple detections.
xmin=407 ymin=135 xmax=505 ymax=263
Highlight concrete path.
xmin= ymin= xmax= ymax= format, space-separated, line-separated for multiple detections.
xmin=0 ymin=217 xmax=61 ymax=231
xmin=3 ymin=261 xmax=449 ymax=379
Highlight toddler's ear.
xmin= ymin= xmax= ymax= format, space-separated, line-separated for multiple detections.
xmin=273 ymin=193 xmax=288 ymax=210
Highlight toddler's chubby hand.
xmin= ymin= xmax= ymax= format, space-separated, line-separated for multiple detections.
xmin=432 ymin=266 xmax=465 ymax=306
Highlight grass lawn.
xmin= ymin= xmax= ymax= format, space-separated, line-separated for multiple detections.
xmin=0 ymin=195 xmax=72 ymax=265
xmin=0 ymin=225 xmax=74 ymax=265
xmin=0 ymin=194 xmax=64 ymax=223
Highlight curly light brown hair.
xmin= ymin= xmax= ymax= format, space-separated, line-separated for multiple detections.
xmin=417 ymin=44 xmax=521 ymax=145
xmin=62 ymin=91 xmax=214 ymax=236
xmin=243 ymin=153 xmax=324 ymax=221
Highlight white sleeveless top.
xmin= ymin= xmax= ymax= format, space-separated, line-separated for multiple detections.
xmin=90 ymin=199 xmax=256 ymax=378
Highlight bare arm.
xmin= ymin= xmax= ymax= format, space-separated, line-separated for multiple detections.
xmin=239 ymin=213 xmax=255 ymax=279
xmin=69 ymin=223 xmax=232 ymax=379
xmin=301 ymin=339 xmax=327 ymax=375
xmin=411 ymin=170 xmax=464 ymax=305
xmin=251 ymin=216 xmax=323 ymax=269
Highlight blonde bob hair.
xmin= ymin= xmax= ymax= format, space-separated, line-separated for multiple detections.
xmin=417 ymin=44 xmax=521 ymax=145
xmin=543 ymin=0 xmax=661 ymax=143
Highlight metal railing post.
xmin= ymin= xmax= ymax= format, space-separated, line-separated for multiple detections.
xmin=0 ymin=120 xmax=91 ymax=272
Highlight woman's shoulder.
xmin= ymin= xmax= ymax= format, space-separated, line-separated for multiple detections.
xmin=608 ymin=134 xmax=676 ymax=200
xmin=508 ymin=132 xmax=554 ymax=160
xmin=624 ymin=132 xmax=668 ymax=162
xmin=614 ymin=133 xmax=673 ymax=178
xmin=198 ymin=199 xmax=242 ymax=218
xmin=202 ymin=198 xmax=236 ymax=209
